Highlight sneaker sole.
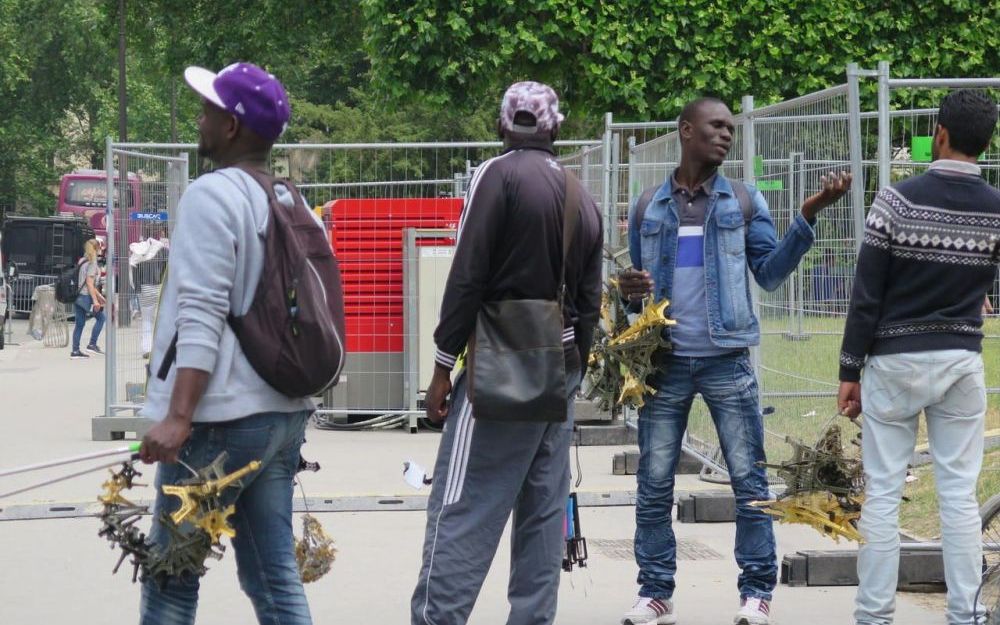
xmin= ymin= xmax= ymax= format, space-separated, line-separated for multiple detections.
xmin=623 ymin=617 xmax=677 ymax=625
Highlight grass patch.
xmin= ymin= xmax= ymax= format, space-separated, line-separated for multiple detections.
xmin=900 ymin=436 xmax=1000 ymax=539
xmin=681 ymin=315 xmax=1000 ymax=467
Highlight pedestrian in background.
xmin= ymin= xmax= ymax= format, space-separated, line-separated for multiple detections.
xmin=70 ymin=238 xmax=106 ymax=359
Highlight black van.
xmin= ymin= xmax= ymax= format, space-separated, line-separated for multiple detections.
xmin=1 ymin=215 xmax=95 ymax=314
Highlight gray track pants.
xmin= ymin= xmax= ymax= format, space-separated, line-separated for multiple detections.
xmin=411 ymin=370 xmax=578 ymax=625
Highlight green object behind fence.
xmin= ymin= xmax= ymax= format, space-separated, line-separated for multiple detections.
xmin=757 ymin=179 xmax=784 ymax=191
xmin=912 ymin=136 xmax=933 ymax=162
xmin=754 ymin=155 xmax=765 ymax=177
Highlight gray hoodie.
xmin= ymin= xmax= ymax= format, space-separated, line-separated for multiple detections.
xmin=141 ymin=167 xmax=316 ymax=423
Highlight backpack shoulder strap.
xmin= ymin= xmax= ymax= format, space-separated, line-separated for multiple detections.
xmin=232 ymin=165 xmax=279 ymax=204
xmin=557 ymin=168 xmax=582 ymax=309
xmin=632 ymin=185 xmax=659 ymax=228
xmin=232 ymin=165 xmax=310 ymax=215
xmin=730 ymin=179 xmax=753 ymax=224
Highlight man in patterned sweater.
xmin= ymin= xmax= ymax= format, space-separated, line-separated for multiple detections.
xmin=838 ymin=89 xmax=1000 ymax=625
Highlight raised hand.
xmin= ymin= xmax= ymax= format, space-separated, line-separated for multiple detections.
xmin=801 ymin=171 xmax=853 ymax=221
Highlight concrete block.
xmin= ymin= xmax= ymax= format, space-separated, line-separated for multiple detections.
xmin=612 ymin=452 xmax=627 ymax=475
xmin=804 ymin=550 xmax=858 ymax=586
xmin=677 ymin=490 xmax=736 ymax=523
xmin=611 ymin=449 xmax=724 ymax=477
xmin=677 ymin=494 xmax=696 ymax=523
xmin=91 ymin=416 xmax=154 ymax=441
xmin=780 ymin=549 xmax=946 ymax=589
xmin=576 ymin=424 xmax=637 ymax=446
xmin=897 ymin=549 xmax=947 ymax=590
xmin=574 ymin=398 xmax=613 ymax=422
xmin=780 ymin=552 xmax=809 ymax=587
xmin=624 ymin=450 xmax=638 ymax=474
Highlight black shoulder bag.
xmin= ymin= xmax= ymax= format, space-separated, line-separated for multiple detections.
xmin=467 ymin=169 xmax=581 ymax=422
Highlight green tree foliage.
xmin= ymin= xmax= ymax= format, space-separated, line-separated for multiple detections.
xmin=0 ymin=0 xmax=116 ymax=214
xmin=363 ymin=0 xmax=1000 ymax=118
xmin=1 ymin=0 xmax=997 ymax=215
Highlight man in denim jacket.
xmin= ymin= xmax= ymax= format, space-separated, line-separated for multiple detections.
xmin=618 ymin=97 xmax=851 ymax=625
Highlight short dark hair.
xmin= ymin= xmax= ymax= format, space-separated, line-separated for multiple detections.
xmin=678 ymin=97 xmax=728 ymax=126
xmin=938 ymin=89 xmax=997 ymax=157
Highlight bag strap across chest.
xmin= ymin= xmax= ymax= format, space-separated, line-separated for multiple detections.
xmin=558 ymin=168 xmax=581 ymax=307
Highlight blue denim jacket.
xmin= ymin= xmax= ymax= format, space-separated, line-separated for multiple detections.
xmin=628 ymin=174 xmax=815 ymax=348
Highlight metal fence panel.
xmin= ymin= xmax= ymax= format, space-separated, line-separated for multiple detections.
xmin=101 ymin=67 xmax=999 ymax=452
xmin=104 ymin=147 xmax=188 ymax=417
xmin=101 ymin=141 xmax=599 ymax=422
xmin=8 ymin=273 xmax=57 ymax=316
xmin=623 ymin=68 xmax=1000 ymax=472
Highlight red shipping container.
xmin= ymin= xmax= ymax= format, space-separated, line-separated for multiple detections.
xmin=325 ymin=198 xmax=462 ymax=353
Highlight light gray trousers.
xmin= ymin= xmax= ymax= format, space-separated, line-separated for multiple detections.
xmin=411 ymin=370 xmax=578 ymax=625
xmin=855 ymin=350 xmax=987 ymax=625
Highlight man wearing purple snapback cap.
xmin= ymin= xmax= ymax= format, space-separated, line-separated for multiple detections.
xmin=137 ymin=62 xmax=316 ymax=625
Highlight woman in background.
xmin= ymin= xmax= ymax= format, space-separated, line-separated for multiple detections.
xmin=71 ymin=238 xmax=106 ymax=359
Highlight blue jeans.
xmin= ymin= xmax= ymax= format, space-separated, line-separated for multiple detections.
xmin=634 ymin=350 xmax=776 ymax=601
xmin=139 ymin=411 xmax=313 ymax=625
xmin=72 ymin=293 xmax=105 ymax=352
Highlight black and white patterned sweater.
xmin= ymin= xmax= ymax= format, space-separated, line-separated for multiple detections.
xmin=839 ymin=160 xmax=1000 ymax=382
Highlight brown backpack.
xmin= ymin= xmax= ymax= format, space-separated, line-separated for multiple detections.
xmin=157 ymin=167 xmax=346 ymax=398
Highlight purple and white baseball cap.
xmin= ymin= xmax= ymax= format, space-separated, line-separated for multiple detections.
xmin=500 ymin=81 xmax=565 ymax=134
xmin=184 ymin=62 xmax=290 ymax=141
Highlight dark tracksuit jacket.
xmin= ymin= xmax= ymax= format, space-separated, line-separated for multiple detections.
xmin=412 ymin=135 xmax=604 ymax=625
xmin=432 ymin=135 xmax=604 ymax=376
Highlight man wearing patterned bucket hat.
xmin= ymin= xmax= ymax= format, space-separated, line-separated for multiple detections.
xmin=138 ymin=62 xmax=318 ymax=625
xmin=410 ymin=81 xmax=604 ymax=625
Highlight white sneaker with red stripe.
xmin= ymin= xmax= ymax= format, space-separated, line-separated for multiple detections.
xmin=734 ymin=596 xmax=771 ymax=625
xmin=621 ymin=596 xmax=677 ymax=625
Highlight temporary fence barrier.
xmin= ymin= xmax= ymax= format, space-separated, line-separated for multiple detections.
xmin=93 ymin=140 xmax=600 ymax=437
xmin=94 ymin=143 xmax=187 ymax=439
xmin=93 ymin=63 xmax=998 ymax=454
xmin=619 ymin=63 xmax=999 ymax=471
xmin=7 ymin=273 xmax=57 ymax=316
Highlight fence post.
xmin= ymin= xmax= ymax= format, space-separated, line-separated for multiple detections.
xmin=741 ymin=95 xmax=764 ymax=404
xmin=741 ymin=96 xmax=755 ymax=184
xmin=610 ymin=130 xmax=622 ymax=250
xmin=877 ymin=60 xmax=892 ymax=191
xmin=791 ymin=151 xmax=806 ymax=338
xmin=846 ymin=63 xmax=867 ymax=252
xmin=104 ymin=136 xmax=115 ymax=419
xmin=601 ymin=112 xmax=613 ymax=282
